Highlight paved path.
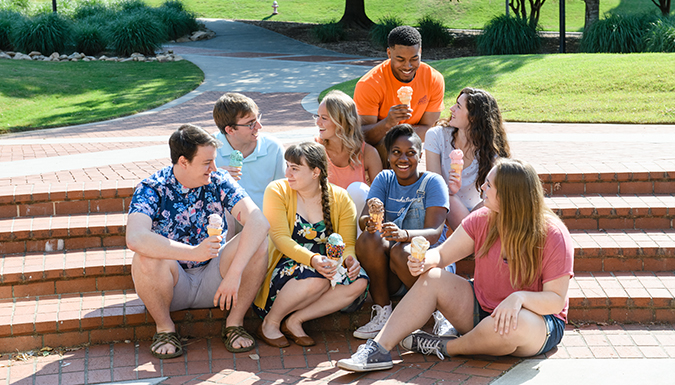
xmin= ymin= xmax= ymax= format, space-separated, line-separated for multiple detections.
xmin=2 ymin=19 xmax=675 ymax=385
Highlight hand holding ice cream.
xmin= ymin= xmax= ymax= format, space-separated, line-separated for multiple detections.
xmin=326 ymin=233 xmax=347 ymax=288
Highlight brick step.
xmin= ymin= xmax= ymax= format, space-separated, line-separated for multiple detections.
xmin=546 ymin=194 xmax=675 ymax=230
xmin=0 ymin=212 xmax=127 ymax=255
xmin=541 ymin=170 xmax=675 ymax=197
xmin=2 ymin=272 xmax=673 ymax=353
xmin=0 ymin=181 xmax=136 ymax=220
xmin=0 ymin=248 xmax=133 ymax=300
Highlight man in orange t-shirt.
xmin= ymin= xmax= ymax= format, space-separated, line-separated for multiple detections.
xmin=354 ymin=26 xmax=445 ymax=164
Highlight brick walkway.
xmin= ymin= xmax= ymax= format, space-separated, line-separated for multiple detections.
xmin=2 ymin=19 xmax=675 ymax=385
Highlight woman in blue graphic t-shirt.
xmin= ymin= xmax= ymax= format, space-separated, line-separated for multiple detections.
xmin=352 ymin=124 xmax=449 ymax=340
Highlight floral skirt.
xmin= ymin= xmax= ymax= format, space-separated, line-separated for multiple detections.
xmin=252 ymin=256 xmax=369 ymax=318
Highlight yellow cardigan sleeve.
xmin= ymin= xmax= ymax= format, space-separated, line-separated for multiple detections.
xmin=264 ymin=179 xmax=316 ymax=267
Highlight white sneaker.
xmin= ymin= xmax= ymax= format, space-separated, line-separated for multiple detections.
xmin=353 ymin=302 xmax=392 ymax=339
xmin=432 ymin=310 xmax=458 ymax=337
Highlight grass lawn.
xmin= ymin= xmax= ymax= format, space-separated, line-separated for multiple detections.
xmin=139 ymin=0 xmax=672 ymax=31
xmin=324 ymin=53 xmax=675 ymax=124
xmin=0 ymin=60 xmax=203 ymax=132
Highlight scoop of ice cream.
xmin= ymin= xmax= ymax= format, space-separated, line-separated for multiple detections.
xmin=208 ymin=214 xmax=223 ymax=229
xmin=449 ymin=149 xmax=464 ymax=163
xmin=397 ymin=86 xmax=413 ymax=105
xmin=410 ymin=236 xmax=430 ymax=261
xmin=229 ymin=150 xmax=244 ymax=168
xmin=327 ymin=233 xmax=344 ymax=246
xmin=367 ymin=197 xmax=384 ymax=214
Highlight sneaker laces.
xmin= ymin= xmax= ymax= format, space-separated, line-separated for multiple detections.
xmin=432 ymin=311 xmax=449 ymax=335
xmin=416 ymin=337 xmax=445 ymax=361
xmin=352 ymin=341 xmax=378 ymax=363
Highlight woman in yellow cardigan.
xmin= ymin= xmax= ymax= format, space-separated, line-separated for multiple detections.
xmin=253 ymin=142 xmax=369 ymax=347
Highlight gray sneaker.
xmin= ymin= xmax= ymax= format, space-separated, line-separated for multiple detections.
xmin=337 ymin=339 xmax=393 ymax=372
xmin=432 ymin=310 xmax=459 ymax=337
xmin=400 ymin=330 xmax=458 ymax=360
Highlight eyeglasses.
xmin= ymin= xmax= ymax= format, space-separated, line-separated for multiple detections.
xmin=233 ymin=113 xmax=262 ymax=130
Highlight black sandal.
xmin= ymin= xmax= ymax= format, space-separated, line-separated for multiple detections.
xmin=222 ymin=325 xmax=256 ymax=353
xmin=150 ymin=332 xmax=183 ymax=359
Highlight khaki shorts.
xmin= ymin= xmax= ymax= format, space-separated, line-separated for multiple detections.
xmin=169 ymin=255 xmax=224 ymax=312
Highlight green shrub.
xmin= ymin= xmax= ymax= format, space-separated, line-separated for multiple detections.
xmin=161 ymin=0 xmax=187 ymax=12
xmin=645 ymin=17 xmax=675 ymax=52
xmin=417 ymin=15 xmax=452 ymax=48
xmin=0 ymin=9 xmax=22 ymax=50
xmin=580 ymin=13 xmax=659 ymax=53
xmin=154 ymin=5 xmax=198 ymax=40
xmin=476 ymin=15 xmax=541 ymax=55
xmin=73 ymin=21 xmax=107 ymax=55
xmin=108 ymin=9 xmax=165 ymax=56
xmin=73 ymin=2 xmax=112 ymax=20
xmin=312 ymin=20 xmax=345 ymax=43
xmin=369 ymin=15 xmax=402 ymax=49
xmin=0 ymin=0 xmax=30 ymax=13
xmin=11 ymin=12 xmax=71 ymax=54
xmin=117 ymin=0 xmax=149 ymax=13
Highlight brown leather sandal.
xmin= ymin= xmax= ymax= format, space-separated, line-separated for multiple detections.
xmin=222 ymin=325 xmax=256 ymax=353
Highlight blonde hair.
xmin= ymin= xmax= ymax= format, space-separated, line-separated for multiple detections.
xmin=477 ymin=158 xmax=556 ymax=288
xmin=321 ymin=90 xmax=364 ymax=168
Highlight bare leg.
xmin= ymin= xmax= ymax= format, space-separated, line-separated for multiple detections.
xmin=447 ymin=195 xmax=470 ymax=231
xmin=356 ymin=230 xmax=391 ymax=306
xmin=389 ymin=242 xmax=418 ymax=289
xmin=262 ymin=277 xmax=330 ymax=339
xmin=285 ymin=278 xmax=368 ymax=337
xmin=131 ymin=253 xmax=180 ymax=355
xmin=219 ymin=235 xmax=268 ymax=350
xmin=374 ymin=268 xmax=474 ymax=351
xmin=444 ymin=309 xmax=547 ymax=357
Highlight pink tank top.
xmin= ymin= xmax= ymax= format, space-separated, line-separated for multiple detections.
xmin=327 ymin=142 xmax=367 ymax=189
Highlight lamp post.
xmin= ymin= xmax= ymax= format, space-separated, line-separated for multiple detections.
xmin=559 ymin=0 xmax=566 ymax=53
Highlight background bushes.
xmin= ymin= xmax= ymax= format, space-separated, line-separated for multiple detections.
xmin=644 ymin=17 xmax=675 ymax=52
xmin=369 ymin=15 xmax=402 ymax=48
xmin=0 ymin=0 xmax=200 ymax=56
xmin=417 ymin=16 xmax=452 ymax=48
xmin=312 ymin=19 xmax=345 ymax=43
xmin=476 ymin=14 xmax=541 ymax=55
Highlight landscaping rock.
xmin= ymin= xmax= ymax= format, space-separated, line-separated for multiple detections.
xmin=156 ymin=55 xmax=169 ymax=62
xmin=121 ymin=57 xmax=134 ymax=62
xmin=0 ymin=52 xmax=11 ymax=60
xmin=59 ymin=55 xmax=68 ymax=60
xmin=176 ymin=36 xmax=190 ymax=43
xmin=173 ymin=55 xmax=184 ymax=61
xmin=13 ymin=53 xmax=31 ymax=60
xmin=28 ymin=51 xmax=42 ymax=57
xmin=49 ymin=52 xmax=60 ymax=60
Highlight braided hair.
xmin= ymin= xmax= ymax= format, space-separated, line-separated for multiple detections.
xmin=284 ymin=142 xmax=333 ymax=235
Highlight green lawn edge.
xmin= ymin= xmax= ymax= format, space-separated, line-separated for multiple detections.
xmin=0 ymin=60 xmax=204 ymax=132
xmin=323 ymin=53 xmax=675 ymax=124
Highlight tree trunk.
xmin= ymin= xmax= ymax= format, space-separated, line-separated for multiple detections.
xmin=650 ymin=0 xmax=671 ymax=15
xmin=583 ymin=0 xmax=600 ymax=30
xmin=338 ymin=0 xmax=375 ymax=29
xmin=528 ymin=0 xmax=546 ymax=29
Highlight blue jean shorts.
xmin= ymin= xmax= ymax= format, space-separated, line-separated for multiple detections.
xmin=470 ymin=281 xmax=565 ymax=356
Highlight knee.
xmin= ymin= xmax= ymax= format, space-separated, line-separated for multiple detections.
xmin=389 ymin=244 xmax=408 ymax=271
xmin=132 ymin=252 xmax=160 ymax=275
xmin=350 ymin=277 xmax=368 ymax=294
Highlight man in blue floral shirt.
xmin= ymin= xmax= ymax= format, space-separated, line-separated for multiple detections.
xmin=127 ymin=124 xmax=269 ymax=358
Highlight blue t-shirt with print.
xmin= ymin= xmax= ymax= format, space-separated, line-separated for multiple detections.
xmin=367 ymin=170 xmax=449 ymax=224
xmin=128 ymin=166 xmax=248 ymax=269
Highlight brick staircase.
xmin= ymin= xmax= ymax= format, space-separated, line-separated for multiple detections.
xmin=1 ymin=171 xmax=674 ymax=354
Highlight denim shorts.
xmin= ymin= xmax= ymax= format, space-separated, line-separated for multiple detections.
xmin=469 ymin=281 xmax=565 ymax=356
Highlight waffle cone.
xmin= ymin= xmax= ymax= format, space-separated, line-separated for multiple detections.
xmin=207 ymin=228 xmax=222 ymax=237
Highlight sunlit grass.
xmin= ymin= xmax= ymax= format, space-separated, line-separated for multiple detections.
xmin=0 ymin=60 xmax=203 ymax=131
xmin=324 ymin=53 xmax=675 ymax=123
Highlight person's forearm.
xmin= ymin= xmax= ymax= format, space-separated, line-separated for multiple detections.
xmin=517 ymin=290 xmax=566 ymax=316
xmin=362 ymin=120 xmax=392 ymax=145
xmin=404 ymin=227 xmax=443 ymax=245
xmin=127 ymin=229 xmax=196 ymax=261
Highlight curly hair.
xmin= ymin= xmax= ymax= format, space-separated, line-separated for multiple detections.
xmin=388 ymin=25 xmax=421 ymax=47
xmin=384 ymin=123 xmax=422 ymax=154
xmin=284 ymin=142 xmax=333 ymax=235
xmin=436 ymin=87 xmax=510 ymax=192
xmin=320 ymin=90 xmax=364 ymax=168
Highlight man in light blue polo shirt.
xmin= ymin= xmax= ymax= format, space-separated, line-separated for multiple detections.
xmin=212 ymin=93 xmax=286 ymax=235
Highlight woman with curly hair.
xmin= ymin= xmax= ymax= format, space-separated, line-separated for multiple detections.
xmin=425 ymin=87 xmax=511 ymax=231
